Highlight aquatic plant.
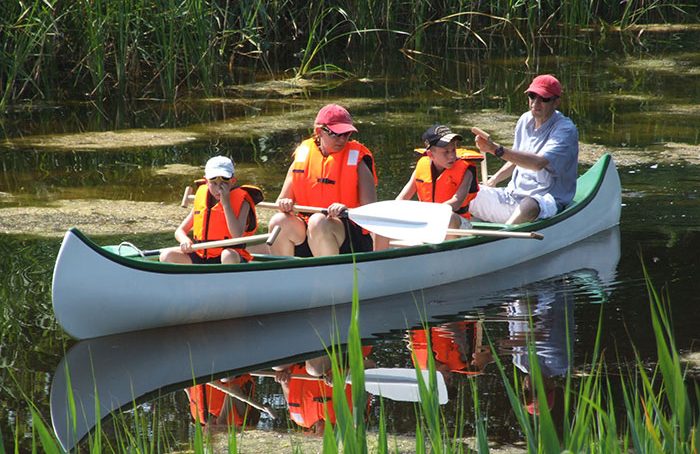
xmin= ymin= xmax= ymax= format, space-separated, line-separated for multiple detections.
xmin=0 ymin=0 xmax=696 ymax=108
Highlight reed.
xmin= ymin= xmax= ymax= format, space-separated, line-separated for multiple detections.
xmin=0 ymin=0 xmax=696 ymax=107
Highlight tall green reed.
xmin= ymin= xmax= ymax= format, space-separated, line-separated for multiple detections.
xmin=0 ymin=0 xmax=57 ymax=109
xmin=0 ymin=0 xmax=697 ymax=107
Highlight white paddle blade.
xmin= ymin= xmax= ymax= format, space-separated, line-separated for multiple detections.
xmin=363 ymin=368 xmax=448 ymax=405
xmin=349 ymin=200 xmax=452 ymax=244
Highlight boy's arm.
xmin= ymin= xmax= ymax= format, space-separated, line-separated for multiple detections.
xmin=396 ymin=170 xmax=417 ymax=200
xmin=175 ymin=211 xmax=195 ymax=252
xmin=442 ymin=170 xmax=472 ymax=211
xmin=220 ymin=195 xmax=249 ymax=238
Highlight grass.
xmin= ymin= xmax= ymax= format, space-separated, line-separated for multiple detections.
xmin=0 ymin=1 xmax=696 ymax=108
xmin=8 ymin=266 xmax=699 ymax=452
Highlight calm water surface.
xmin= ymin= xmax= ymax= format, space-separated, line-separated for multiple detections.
xmin=1 ymin=28 xmax=699 ymax=450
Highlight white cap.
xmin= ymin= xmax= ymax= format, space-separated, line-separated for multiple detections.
xmin=204 ymin=156 xmax=234 ymax=179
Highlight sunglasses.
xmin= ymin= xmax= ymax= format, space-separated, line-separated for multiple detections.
xmin=321 ymin=125 xmax=352 ymax=139
xmin=527 ymin=92 xmax=556 ymax=103
xmin=207 ymin=176 xmax=232 ymax=183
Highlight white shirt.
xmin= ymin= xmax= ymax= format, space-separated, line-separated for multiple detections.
xmin=507 ymin=110 xmax=579 ymax=209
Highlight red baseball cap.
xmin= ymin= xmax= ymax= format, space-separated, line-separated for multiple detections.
xmin=315 ymin=104 xmax=358 ymax=134
xmin=525 ymin=74 xmax=562 ymax=98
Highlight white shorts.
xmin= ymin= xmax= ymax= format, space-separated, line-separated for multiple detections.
xmin=457 ymin=216 xmax=472 ymax=229
xmin=469 ymin=186 xmax=558 ymax=223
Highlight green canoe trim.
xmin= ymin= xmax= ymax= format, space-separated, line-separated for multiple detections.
xmin=66 ymin=154 xmax=613 ymax=275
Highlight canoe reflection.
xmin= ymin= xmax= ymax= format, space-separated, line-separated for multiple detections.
xmin=50 ymin=227 xmax=620 ymax=450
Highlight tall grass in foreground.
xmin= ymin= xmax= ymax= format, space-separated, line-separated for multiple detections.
xmin=17 ymin=269 xmax=698 ymax=453
xmin=322 ymin=266 xmax=699 ymax=453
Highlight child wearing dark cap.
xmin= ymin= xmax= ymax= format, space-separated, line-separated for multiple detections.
xmin=396 ymin=125 xmax=479 ymax=236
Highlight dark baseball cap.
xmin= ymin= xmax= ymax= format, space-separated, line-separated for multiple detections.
xmin=422 ymin=125 xmax=463 ymax=150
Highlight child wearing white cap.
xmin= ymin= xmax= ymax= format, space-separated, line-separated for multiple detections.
xmin=160 ymin=156 xmax=259 ymax=264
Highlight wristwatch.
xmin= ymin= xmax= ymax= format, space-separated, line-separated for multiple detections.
xmin=494 ymin=145 xmax=505 ymax=158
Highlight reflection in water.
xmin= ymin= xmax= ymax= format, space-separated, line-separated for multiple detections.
xmin=50 ymin=227 xmax=619 ymax=450
xmin=270 ymin=348 xmax=374 ymax=433
xmin=185 ymin=375 xmax=262 ymax=428
xmin=500 ymin=278 xmax=575 ymax=419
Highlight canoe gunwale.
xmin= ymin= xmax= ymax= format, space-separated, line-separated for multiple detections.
xmin=66 ymin=154 xmax=614 ymax=275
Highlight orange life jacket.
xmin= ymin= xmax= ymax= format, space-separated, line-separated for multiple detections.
xmin=290 ymin=138 xmax=377 ymax=208
xmin=410 ymin=322 xmax=481 ymax=375
xmin=187 ymin=375 xmax=257 ymax=427
xmin=192 ymin=185 xmax=257 ymax=260
xmin=414 ymin=156 xmax=478 ymax=219
xmin=286 ymin=364 xmax=353 ymax=429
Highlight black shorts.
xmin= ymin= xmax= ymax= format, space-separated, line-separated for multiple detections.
xmin=294 ymin=218 xmax=373 ymax=258
xmin=187 ymin=250 xmax=249 ymax=264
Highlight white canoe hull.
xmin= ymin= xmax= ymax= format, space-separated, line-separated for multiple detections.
xmin=52 ymin=155 xmax=621 ymax=339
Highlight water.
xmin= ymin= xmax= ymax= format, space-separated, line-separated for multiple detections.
xmin=1 ymin=28 xmax=699 ymax=450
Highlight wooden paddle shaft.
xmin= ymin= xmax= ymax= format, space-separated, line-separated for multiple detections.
xmin=250 ymin=369 xmax=435 ymax=386
xmin=250 ymin=370 xmax=324 ymax=381
xmin=189 ymin=225 xmax=281 ymax=251
xmin=182 ymin=196 xmax=326 ymax=216
xmin=447 ymin=228 xmax=544 ymax=240
xmin=256 ymin=201 xmax=325 ymax=213
xmin=207 ymin=382 xmax=277 ymax=419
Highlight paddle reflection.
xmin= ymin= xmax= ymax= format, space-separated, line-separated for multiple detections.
xmin=185 ymin=375 xmax=264 ymax=429
xmin=50 ymin=227 xmax=619 ymax=450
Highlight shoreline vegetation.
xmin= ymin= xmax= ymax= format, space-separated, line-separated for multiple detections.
xmin=24 ymin=268 xmax=699 ymax=453
xmin=1 ymin=1 xmax=698 ymax=108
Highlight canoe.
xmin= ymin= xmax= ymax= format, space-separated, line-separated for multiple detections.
xmin=51 ymin=225 xmax=621 ymax=451
xmin=51 ymin=154 xmax=621 ymax=340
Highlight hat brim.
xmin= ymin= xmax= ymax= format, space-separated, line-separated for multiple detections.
xmin=433 ymin=133 xmax=463 ymax=148
xmin=205 ymin=169 xmax=234 ymax=179
xmin=326 ymin=123 xmax=358 ymax=134
xmin=525 ymin=86 xmax=558 ymax=98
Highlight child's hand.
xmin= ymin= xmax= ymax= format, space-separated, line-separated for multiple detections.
xmin=274 ymin=368 xmax=291 ymax=384
xmin=179 ymin=239 xmax=194 ymax=253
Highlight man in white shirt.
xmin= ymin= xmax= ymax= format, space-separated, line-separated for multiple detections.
xmin=470 ymin=74 xmax=579 ymax=224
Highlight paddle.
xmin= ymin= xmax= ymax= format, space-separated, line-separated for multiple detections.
xmin=181 ymin=192 xmax=543 ymax=243
xmin=118 ymin=226 xmax=281 ymax=258
xmin=258 ymin=200 xmax=543 ymax=244
xmin=251 ymin=368 xmax=448 ymax=404
xmin=207 ymin=382 xmax=277 ymax=420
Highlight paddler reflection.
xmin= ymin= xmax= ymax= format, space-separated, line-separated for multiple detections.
xmin=185 ymin=374 xmax=268 ymax=429
xmin=501 ymin=283 xmax=574 ymax=425
xmin=407 ymin=320 xmax=493 ymax=391
xmin=271 ymin=346 xmax=375 ymax=434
